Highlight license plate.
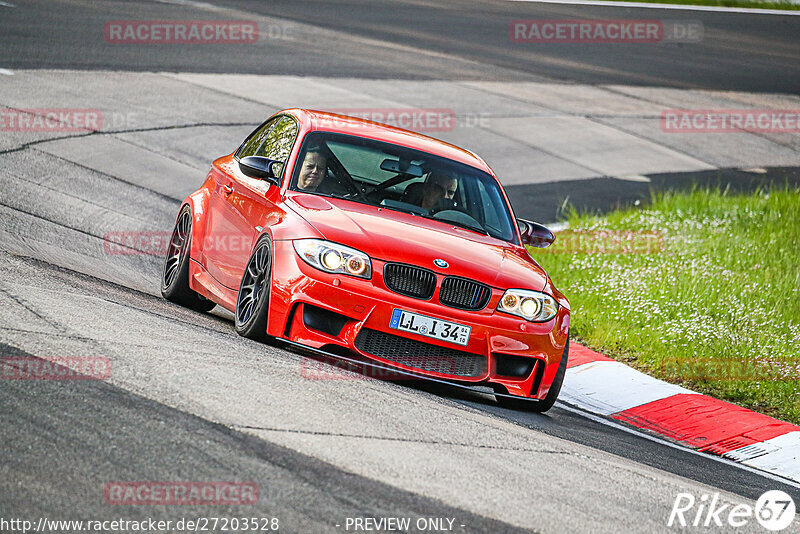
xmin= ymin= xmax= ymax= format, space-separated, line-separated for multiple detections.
xmin=389 ymin=309 xmax=471 ymax=346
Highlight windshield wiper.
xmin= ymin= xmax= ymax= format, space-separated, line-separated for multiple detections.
xmin=425 ymin=215 xmax=490 ymax=236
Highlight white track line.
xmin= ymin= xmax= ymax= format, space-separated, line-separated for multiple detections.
xmin=555 ymin=401 xmax=800 ymax=490
xmin=507 ymin=0 xmax=800 ymax=15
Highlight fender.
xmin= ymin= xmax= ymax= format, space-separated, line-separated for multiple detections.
xmin=178 ymin=171 xmax=214 ymax=299
xmin=533 ymin=307 xmax=570 ymax=399
xmin=184 ymin=170 xmax=214 ymax=265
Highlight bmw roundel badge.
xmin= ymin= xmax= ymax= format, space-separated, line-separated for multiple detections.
xmin=433 ymin=258 xmax=449 ymax=269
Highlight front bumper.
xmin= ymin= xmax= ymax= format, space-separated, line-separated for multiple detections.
xmin=268 ymin=240 xmax=570 ymax=399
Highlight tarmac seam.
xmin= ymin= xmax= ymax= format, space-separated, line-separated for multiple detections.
xmin=0 ymin=284 xmax=64 ymax=333
xmin=29 ymin=147 xmax=183 ymax=203
xmin=0 ymin=167 xmax=163 ymax=227
xmin=234 ymin=424 xmax=570 ymax=453
xmin=0 ymin=199 xmax=157 ymax=255
xmin=0 ymin=251 xmax=239 ymax=337
xmin=0 ymin=118 xmax=257 ymax=157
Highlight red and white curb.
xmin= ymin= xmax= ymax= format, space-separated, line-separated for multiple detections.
xmin=560 ymin=344 xmax=800 ymax=484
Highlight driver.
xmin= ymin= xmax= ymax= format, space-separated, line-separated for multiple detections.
xmin=296 ymin=146 xmax=328 ymax=192
xmin=405 ymin=171 xmax=458 ymax=211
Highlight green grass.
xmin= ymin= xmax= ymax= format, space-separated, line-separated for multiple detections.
xmin=533 ymin=186 xmax=800 ymax=425
xmin=612 ymin=0 xmax=800 ymax=10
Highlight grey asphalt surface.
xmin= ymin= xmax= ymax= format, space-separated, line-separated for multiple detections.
xmin=221 ymin=0 xmax=800 ymax=91
xmin=0 ymin=341 xmax=527 ymax=534
xmin=1 ymin=1 xmax=800 ymax=533
xmin=1 ymin=0 xmax=799 ymax=90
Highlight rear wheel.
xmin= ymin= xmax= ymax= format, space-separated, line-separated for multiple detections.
xmin=496 ymin=336 xmax=569 ymax=413
xmin=161 ymin=205 xmax=216 ymax=312
xmin=234 ymin=234 xmax=273 ymax=341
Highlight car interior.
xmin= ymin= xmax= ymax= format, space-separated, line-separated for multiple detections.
xmin=290 ymin=133 xmax=517 ymax=242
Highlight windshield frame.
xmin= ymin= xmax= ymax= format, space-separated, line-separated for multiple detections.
xmin=289 ymin=131 xmax=520 ymax=244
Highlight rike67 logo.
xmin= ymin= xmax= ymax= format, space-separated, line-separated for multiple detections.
xmin=669 ymin=490 xmax=796 ymax=531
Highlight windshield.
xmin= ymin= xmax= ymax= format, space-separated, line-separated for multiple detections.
xmin=289 ymin=132 xmax=517 ymax=243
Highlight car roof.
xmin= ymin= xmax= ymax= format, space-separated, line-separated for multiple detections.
xmin=286 ymin=108 xmax=493 ymax=175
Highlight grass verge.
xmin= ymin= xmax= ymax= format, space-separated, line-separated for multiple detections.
xmin=533 ymin=186 xmax=800 ymax=425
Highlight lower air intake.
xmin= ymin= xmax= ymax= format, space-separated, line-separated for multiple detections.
xmin=355 ymin=328 xmax=487 ymax=378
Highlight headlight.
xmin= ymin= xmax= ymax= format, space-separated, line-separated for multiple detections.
xmin=293 ymin=239 xmax=372 ymax=279
xmin=497 ymin=289 xmax=558 ymax=322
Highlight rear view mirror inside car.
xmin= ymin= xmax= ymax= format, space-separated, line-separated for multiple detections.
xmin=380 ymin=159 xmax=423 ymax=177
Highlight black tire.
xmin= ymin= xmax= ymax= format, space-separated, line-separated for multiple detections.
xmin=234 ymin=234 xmax=272 ymax=341
xmin=161 ymin=205 xmax=216 ymax=312
xmin=496 ymin=336 xmax=569 ymax=413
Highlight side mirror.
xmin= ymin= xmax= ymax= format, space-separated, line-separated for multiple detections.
xmin=239 ymin=156 xmax=282 ymax=185
xmin=518 ymin=219 xmax=555 ymax=248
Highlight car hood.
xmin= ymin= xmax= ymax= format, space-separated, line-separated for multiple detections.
xmin=286 ymin=194 xmax=547 ymax=291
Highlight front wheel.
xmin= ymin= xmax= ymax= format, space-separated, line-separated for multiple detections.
xmin=161 ymin=205 xmax=216 ymax=312
xmin=234 ymin=234 xmax=273 ymax=341
xmin=496 ymin=336 xmax=569 ymax=413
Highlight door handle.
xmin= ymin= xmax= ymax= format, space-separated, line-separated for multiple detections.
xmin=222 ymin=184 xmax=234 ymax=196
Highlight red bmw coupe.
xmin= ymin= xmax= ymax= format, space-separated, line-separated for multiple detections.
xmin=161 ymin=109 xmax=570 ymax=411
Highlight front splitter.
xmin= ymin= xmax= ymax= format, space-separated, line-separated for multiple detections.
xmin=278 ymin=338 xmax=543 ymax=406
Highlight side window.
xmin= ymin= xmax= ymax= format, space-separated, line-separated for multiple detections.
xmin=237 ymin=118 xmax=279 ymax=158
xmin=255 ymin=117 xmax=298 ymax=173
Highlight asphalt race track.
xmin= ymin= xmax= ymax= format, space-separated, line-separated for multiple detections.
xmin=1 ymin=1 xmax=799 ymax=533
xmin=4 ymin=0 xmax=800 ymax=90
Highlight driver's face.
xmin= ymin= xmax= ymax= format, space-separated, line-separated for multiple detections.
xmin=437 ymin=179 xmax=458 ymax=200
xmin=422 ymin=176 xmax=457 ymax=209
xmin=298 ymin=152 xmax=327 ymax=191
